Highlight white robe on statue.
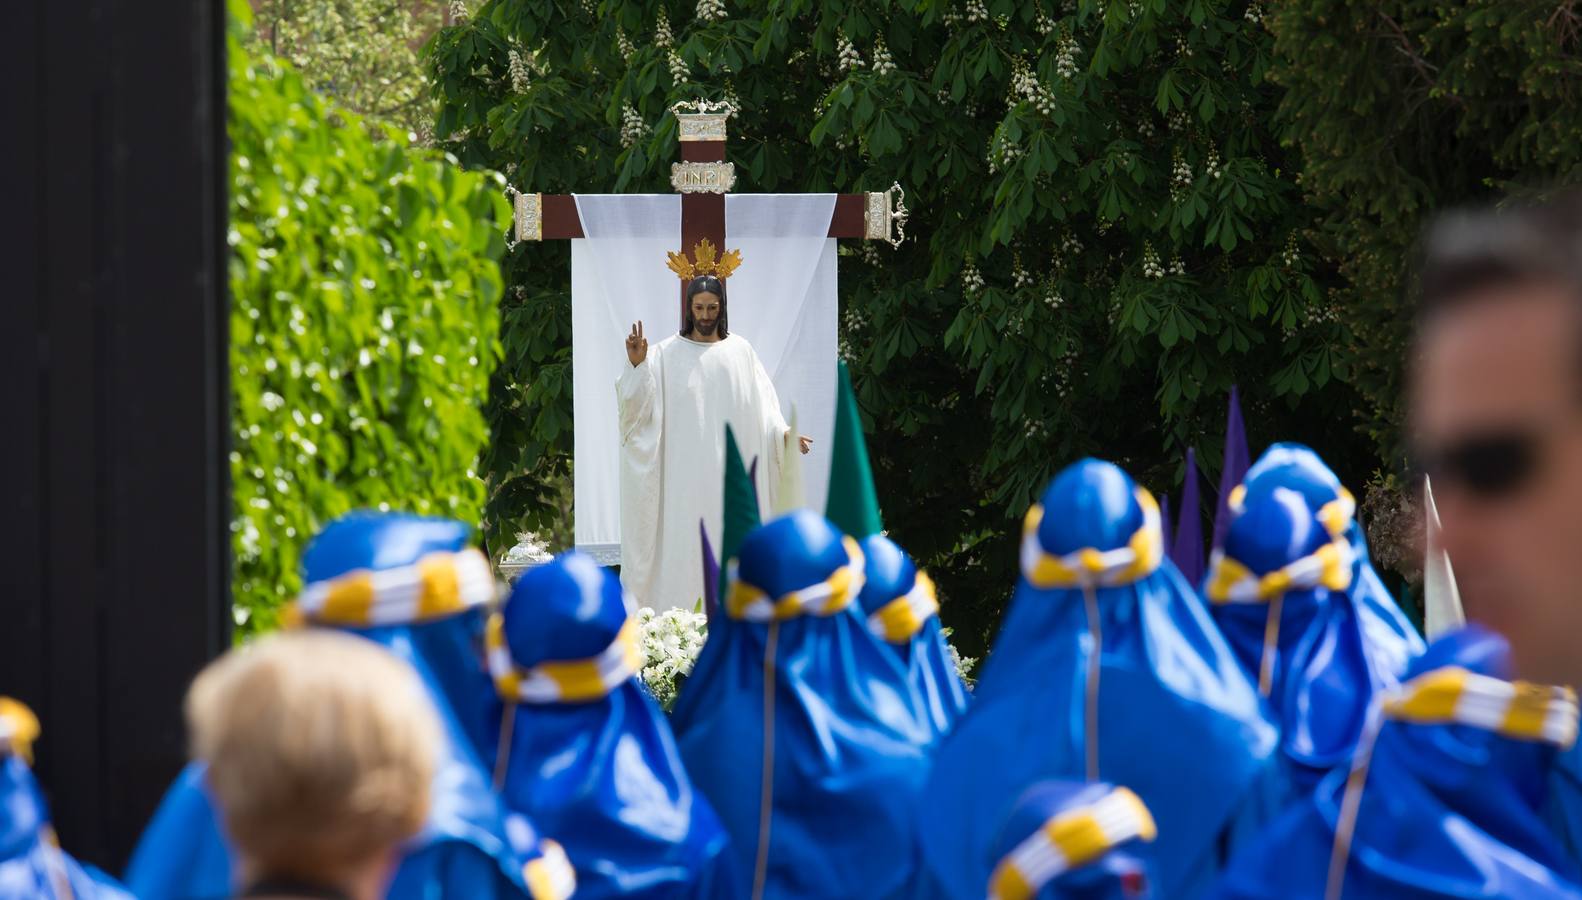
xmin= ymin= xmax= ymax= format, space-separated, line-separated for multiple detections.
xmin=617 ymin=333 xmax=790 ymax=610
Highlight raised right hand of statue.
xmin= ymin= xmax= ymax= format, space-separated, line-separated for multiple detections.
xmin=625 ymin=320 xmax=648 ymax=367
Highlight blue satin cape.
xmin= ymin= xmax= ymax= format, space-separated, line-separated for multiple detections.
xmin=1210 ymin=625 xmax=1582 ymax=899
xmin=489 ymin=551 xmax=738 ymax=899
xmin=1 ymin=755 xmax=133 ymax=899
xmin=916 ymin=459 xmax=1280 ymax=900
xmin=671 ymin=511 xmax=933 ymax=900
xmin=126 ymin=512 xmax=532 ymax=899
xmin=1209 ymin=483 xmax=1398 ymax=797
xmin=855 ymin=534 xmax=969 ymax=740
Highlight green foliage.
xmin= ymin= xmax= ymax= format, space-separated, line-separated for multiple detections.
xmin=229 ymin=7 xmax=511 ymax=633
xmin=247 ymin=0 xmax=448 ymax=141
xmin=427 ymin=0 xmax=1370 ymax=654
xmin=1267 ymin=0 xmax=1582 ymax=465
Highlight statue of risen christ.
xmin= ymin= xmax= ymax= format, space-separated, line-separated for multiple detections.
xmin=617 ymin=272 xmax=812 ymax=610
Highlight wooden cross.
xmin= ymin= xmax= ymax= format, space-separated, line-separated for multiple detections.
xmin=511 ymin=100 xmax=906 ymax=328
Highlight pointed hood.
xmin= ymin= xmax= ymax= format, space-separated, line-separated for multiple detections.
xmin=295 ymin=512 xmax=500 ymax=761
xmin=856 ymin=533 xmax=970 ymax=739
xmin=486 ymin=551 xmax=737 ymax=899
xmin=918 ymin=459 xmax=1277 ymax=900
xmin=1 ymin=699 xmax=135 ymax=899
xmin=1212 ymin=386 xmax=1252 ymax=552
xmin=1230 ymin=443 xmax=1425 ymax=678
xmin=1206 ymin=444 xmax=1423 ymax=798
xmin=824 ymin=361 xmax=884 ymax=539
xmin=1422 ymin=477 xmax=1464 ymax=639
xmin=701 ymin=518 xmax=720 ymax=621
xmin=672 ymin=510 xmax=932 ymax=899
xmin=719 ymin=424 xmax=762 ymax=608
xmin=1170 ymin=448 xmax=1206 ymax=585
xmin=1212 ymin=625 xmax=1582 ymax=900
xmin=1206 ymin=484 xmax=1380 ymax=797
xmin=988 ymin=782 xmax=1158 ymax=900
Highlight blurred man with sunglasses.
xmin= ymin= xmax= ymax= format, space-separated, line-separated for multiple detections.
xmin=1412 ymin=191 xmax=1582 ymax=689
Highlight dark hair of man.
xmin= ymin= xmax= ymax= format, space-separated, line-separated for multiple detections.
xmin=683 ymin=274 xmax=729 ymax=338
xmin=1416 ymin=190 xmax=1582 ymax=322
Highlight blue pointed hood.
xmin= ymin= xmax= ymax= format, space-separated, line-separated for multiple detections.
xmin=917 ymin=459 xmax=1279 ymax=900
xmin=297 ymin=511 xmax=499 ymax=760
xmin=1205 ymin=479 xmax=1385 ymax=795
xmin=856 ymin=533 xmax=970 ymax=739
xmin=1212 ymin=625 xmax=1582 ymax=900
xmin=0 ymin=700 xmax=134 ymax=899
xmin=987 ymin=781 xmax=1158 ymax=900
xmin=128 ymin=512 xmax=548 ymax=900
xmin=487 ymin=551 xmax=738 ymax=899
xmin=1232 ymin=443 xmax=1424 ymax=677
xmin=1 ymin=700 xmax=46 ymax=867
xmin=671 ymin=510 xmax=933 ymax=900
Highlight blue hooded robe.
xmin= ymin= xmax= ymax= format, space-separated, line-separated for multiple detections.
xmin=1206 ymin=482 xmax=1401 ymax=798
xmin=1210 ymin=625 xmax=1582 ymax=899
xmin=1231 ymin=443 xmax=1423 ymax=679
xmin=854 ymin=534 xmax=970 ymax=740
xmin=916 ymin=459 xmax=1280 ymax=900
xmin=670 ymin=510 xmax=933 ymax=900
xmin=986 ymin=781 xmax=1158 ymax=900
xmin=126 ymin=512 xmax=566 ymax=900
xmin=486 ymin=550 xmax=738 ymax=899
xmin=0 ymin=701 xmax=133 ymax=900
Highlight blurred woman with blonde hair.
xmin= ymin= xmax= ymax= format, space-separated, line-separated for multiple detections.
xmin=186 ymin=630 xmax=441 ymax=900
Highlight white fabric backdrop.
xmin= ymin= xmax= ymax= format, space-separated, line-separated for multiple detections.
xmin=571 ymin=193 xmax=838 ymax=563
xmin=723 ymin=193 xmax=838 ymax=517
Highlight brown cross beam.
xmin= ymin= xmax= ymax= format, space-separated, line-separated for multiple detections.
xmin=512 ymin=102 xmax=905 ymax=328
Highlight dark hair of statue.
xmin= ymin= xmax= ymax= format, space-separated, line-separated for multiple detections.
xmin=683 ymin=274 xmax=729 ymax=339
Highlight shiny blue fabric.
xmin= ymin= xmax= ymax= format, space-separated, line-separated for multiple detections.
xmin=671 ymin=511 xmax=933 ymax=900
xmin=992 ymin=781 xmax=1157 ymax=900
xmin=1210 ymin=626 xmax=1582 ymax=899
xmin=1548 ymin=743 xmax=1582 ymax=871
xmin=1237 ymin=443 xmax=1424 ymax=677
xmin=855 ymin=534 xmax=969 ymax=739
xmin=1209 ymin=484 xmax=1393 ymax=796
xmin=126 ymin=512 xmax=533 ymax=900
xmin=1 ymin=755 xmax=133 ymax=899
xmin=489 ymin=552 xmax=739 ymax=899
xmin=123 ymin=762 xmax=231 ymax=897
xmin=916 ymin=460 xmax=1280 ymax=900
xmin=300 ymin=511 xmax=497 ymax=760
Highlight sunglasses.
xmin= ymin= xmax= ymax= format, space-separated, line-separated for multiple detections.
xmin=1416 ymin=432 xmax=1539 ymax=499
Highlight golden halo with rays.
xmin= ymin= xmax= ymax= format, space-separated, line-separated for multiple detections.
xmin=666 ymin=238 xmax=743 ymax=282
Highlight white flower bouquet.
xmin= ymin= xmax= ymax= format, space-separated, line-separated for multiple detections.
xmin=636 ymin=605 xmax=709 ymax=709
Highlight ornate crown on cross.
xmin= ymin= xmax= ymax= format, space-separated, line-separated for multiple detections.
xmin=666 ymin=238 xmax=743 ymax=282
